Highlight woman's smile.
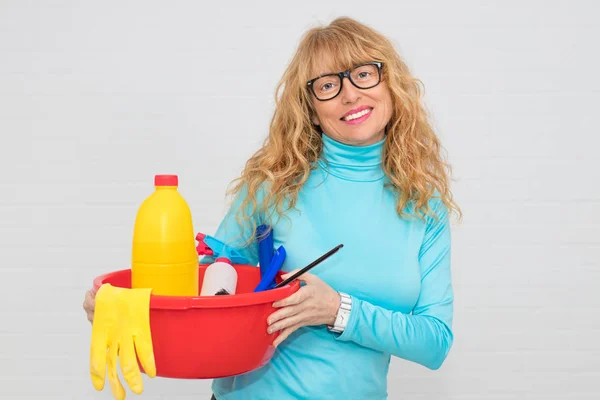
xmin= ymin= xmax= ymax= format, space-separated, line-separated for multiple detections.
xmin=340 ymin=106 xmax=373 ymax=125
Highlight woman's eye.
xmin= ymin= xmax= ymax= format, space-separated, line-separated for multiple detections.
xmin=320 ymin=82 xmax=336 ymax=91
xmin=357 ymin=72 xmax=370 ymax=79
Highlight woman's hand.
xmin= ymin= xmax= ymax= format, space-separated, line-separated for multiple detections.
xmin=267 ymin=270 xmax=340 ymax=347
xmin=83 ymin=287 xmax=97 ymax=323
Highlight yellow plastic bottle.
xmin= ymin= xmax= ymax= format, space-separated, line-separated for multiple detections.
xmin=131 ymin=174 xmax=199 ymax=296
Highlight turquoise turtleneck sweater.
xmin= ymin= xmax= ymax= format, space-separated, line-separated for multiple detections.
xmin=206 ymin=133 xmax=454 ymax=400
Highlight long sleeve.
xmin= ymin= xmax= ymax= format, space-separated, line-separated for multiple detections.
xmin=335 ymin=199 xmax=454 ymax=370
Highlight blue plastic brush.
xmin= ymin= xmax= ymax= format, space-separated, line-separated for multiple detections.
xmin=254 ymin=245 xmax=286 ymax=292
xmin=256 ymin=224 xmax=274 ymax=278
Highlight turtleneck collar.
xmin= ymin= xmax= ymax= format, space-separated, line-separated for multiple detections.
xmin=317 ymin=132 xmax=385 ymax=182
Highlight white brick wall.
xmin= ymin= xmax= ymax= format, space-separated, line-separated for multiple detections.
xmin=1 ymin=1 xmax=598 ymax=399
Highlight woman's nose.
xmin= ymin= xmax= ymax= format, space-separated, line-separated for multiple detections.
xmin=340 ymin=77 xmax=361 ymax=104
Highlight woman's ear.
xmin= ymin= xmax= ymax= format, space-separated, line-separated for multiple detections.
xmin=311 ymin=114 xmax=320 ymax=126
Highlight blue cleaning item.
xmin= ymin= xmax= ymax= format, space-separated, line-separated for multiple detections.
xmin=196 ymin=233 xmax=249 ymax=265
xmin=256 ymin=224 xmax=274 ymax=278
xmin=253 ymin=245 xmax=286 ymax=292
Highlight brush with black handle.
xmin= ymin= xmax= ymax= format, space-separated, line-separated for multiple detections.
xmin=273 ymin=244 xmax=344 ymax=289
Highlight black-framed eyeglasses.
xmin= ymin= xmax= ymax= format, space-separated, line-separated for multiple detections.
xmin=307 ymin=61 xmax=383 ymax=101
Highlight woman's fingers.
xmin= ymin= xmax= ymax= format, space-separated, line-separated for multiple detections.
xmin=84 ymin=290 xmax=96 ymax=309
xmin=268 ymin=303 xmax=302 ymax=326
xmin=273 ymin=323 xmax=302 ymax=347
xmin=84 ymin=290 xmax=96 ymax=323
xmin=268 ymin=311 xmax=304 ymax=334
xmin=272 ymin=285 xmax=310 ymax=308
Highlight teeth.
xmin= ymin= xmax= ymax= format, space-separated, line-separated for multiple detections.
xmin=343 ymin=108 xmax=371 ymax=121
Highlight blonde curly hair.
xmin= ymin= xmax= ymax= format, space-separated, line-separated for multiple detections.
xmin=227 ymin=17 xmax=461 ymax=244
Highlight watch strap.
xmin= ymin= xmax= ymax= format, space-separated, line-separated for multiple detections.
xmin=328 ymin=292 xmax=351 ymax=333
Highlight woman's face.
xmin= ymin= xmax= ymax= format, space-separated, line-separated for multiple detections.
xmin=309 ymin=62 xmax=393 ymax=147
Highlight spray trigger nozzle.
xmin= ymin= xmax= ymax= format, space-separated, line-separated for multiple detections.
xmin=196 ymin=232 xmax=249 ymax=265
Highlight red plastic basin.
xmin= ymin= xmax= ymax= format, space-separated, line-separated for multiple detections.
xmin=92 ymin=264 xmax=300 ymax=379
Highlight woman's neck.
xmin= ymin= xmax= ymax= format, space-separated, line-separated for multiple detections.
xmin=318 ymin=132 xmax=385 ymax=182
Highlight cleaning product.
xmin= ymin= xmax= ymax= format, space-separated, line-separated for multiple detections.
xmin=90 ymin=283 xmax=156 ymax=400
xmin=196 ymin=232 xmax=250 ymax=265
xmin=131 ymin=174 xmax=199 ymax=296
xmin=200 ymin=257 xmax=238 ymax=296
xmin=254 ymin=246 xmax=286 ymax=292
xmin=256 ymin=224 xmax=274 ymax=278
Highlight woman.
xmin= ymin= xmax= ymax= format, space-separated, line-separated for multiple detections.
xmin=84 ymin=16 xmax=461 ymax=400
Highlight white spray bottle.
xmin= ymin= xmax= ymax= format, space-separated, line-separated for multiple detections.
xmin=200 ymin=257 xmax=238 ymax=296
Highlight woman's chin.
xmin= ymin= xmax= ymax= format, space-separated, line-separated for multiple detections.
xmin=340 ymin=130 xmax=384 ymax=146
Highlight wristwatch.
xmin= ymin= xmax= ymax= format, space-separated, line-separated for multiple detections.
xmin=328 ymin=292 xmax=352 ymax=333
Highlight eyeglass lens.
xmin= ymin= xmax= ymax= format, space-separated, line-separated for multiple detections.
xmin=312 ymin=64 xmax=380 ymax=100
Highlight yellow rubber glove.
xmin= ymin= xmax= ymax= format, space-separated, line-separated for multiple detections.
xmin=90 ymin=283 xmax=156 ymax=400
